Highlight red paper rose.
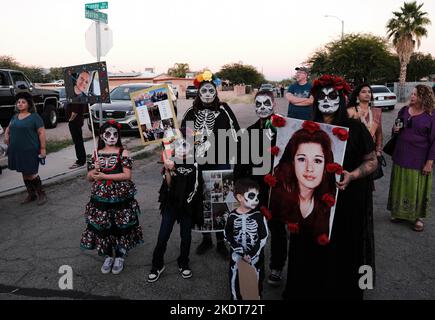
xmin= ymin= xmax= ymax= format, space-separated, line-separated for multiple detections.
xmin=287 ymin=223 xmax=300 ymax=234
xmin=317 ymin=234 xmax=330 ymax=246
xmin=268 ymin=146 xmax=280 ymax=156
xmin=326 ymin=163 xmax=343 ymax=175
xmin=106 ymin=180 xmax=113 ymax=186
xmin=302 ymin=121 xmax=320 ymax=134
xmin=264 ymin=174 xmax=277 ymax=187
xmin=193 ymin=78 xmax=200 ymax=88
xmin=332 ymin=127 xmax=349 ymax=141
xmin=322 ymin=193 xmax=336 ymax=208
xmin=260 ymin=206 xmax=273 ymax=221
xmin=271 ymin=115 xmax=286 ymax=127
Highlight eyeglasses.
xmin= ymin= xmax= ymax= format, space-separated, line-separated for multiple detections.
xmin=318 ymin=91 xmax=338 ymax=100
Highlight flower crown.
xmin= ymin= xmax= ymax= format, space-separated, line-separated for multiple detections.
xmin=106 ymin=119 xmax=122 ymax=130
xmin=193 ymin=70 xmax=222 ymax=88
xmin=310 ymin=74 xmax=351 ymax=98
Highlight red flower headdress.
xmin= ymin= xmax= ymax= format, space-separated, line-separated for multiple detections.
xmin=106 ymin=119 xmax=122 ymax=130
xmin=310 ymin=74 xmax=351 ymax=98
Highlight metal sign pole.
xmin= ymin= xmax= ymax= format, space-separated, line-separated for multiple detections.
xmin=96 ymin=16 xmax=103 ymax=128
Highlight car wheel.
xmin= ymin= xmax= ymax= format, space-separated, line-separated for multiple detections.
xmin=43 ymin=104 xmax=58 ymax=128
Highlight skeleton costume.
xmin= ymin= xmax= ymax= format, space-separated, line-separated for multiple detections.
xmin=80 ymin=125 xmax=143 ymax=257
xmin=224 ymin=202 xmax=269 ymax=300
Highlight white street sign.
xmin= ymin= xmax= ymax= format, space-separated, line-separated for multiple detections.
xmin=85 ymin=22 xmax=113 ymax=58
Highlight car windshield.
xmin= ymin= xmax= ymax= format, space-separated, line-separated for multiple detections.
xmin=372 ymin=86 xmax=390 ymax=94
xmin=110 ymin=85 xmax=152 ymax=100
xmin=58 ymin=88 xmax=66 ymax=99
xmin=187 ymin=86 xmax=197 ymax=90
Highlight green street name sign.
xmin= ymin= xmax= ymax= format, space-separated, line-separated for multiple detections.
xmin=85 ymin=2 xmax=108 ymax=10
xmin=85 ymin=9 xmax=108 ymax=24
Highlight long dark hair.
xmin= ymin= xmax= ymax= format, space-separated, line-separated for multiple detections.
xmin=347 ymin=83 xmax=374 ymax=108
xmin=97 ymin=122 xmax=123 ymax=150
xmin=192 ymin=81 xmax=221 ymax=111
xmin=15 ymin=92 xmax=36 ymax=113
xmin=273 ymin=128 xmax=336 ymax=234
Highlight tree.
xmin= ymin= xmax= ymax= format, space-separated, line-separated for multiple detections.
xmin=406 ymin=52 xmax=435 ymax=81
xmin=307 ymin=34 xmax=398 ymax=85
xmin=216 ymin=63 xmax=265 ymax=87
xmin=386 ymin=1 xmax=431 ymax=99
xmin=167 ymin=63 xmax=190 ymax=78
xmin=0 ymin=55 xmax=45 ymax=83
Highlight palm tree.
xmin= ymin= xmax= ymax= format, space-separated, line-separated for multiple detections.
xmin=167 ymin=63 xmax=190 ymax=78
xmin=386 ymin=1 xmax=431 ymax=101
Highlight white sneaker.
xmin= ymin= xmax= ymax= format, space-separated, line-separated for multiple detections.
xmin=112 ymin=257 xmax=125 ymax=275
xmin=101 ymin=257 xmax=114 ymax=274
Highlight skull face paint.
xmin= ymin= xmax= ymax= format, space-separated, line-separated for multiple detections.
xmin=243 ymin=189 xmax=260 ymax=210
xmin=199 ymin=83 xmax=217 ymax=104
xmin=172 ymin=137 xmax=191 ymax=158
xmin=255 ymin=95 xmax=274 ymax=118
xmin=102 ymin=127 xmax=119 ymax=146
xmin=317 ymin=87 xmax=340 ymax=114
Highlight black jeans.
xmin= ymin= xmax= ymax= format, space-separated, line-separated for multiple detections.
xmin=268 ymin=218 xmax=288 ymax=271
xmin=152 ymin=205 xmax=192 ymax=269
xmin=68 ymin=121 xmax=86 ymax=165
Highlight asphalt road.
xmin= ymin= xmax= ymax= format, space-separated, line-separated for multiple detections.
xmin=0 ymin=98 xmax=434 ymax=300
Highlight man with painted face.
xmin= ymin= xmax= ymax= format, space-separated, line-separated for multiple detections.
xmin=224 ymin=178 xmax=269 ymax=300
xmin=233 ymin=90 xmax=288 ymax=286
xmin=286 ymin=67 xmax=314 ymax=120
xmin=181 ymin=71 xmax=240 ymax=259
xmin=310 ymin=75 xmax=377 ymax=300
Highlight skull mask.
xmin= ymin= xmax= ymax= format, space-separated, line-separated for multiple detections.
xmin=243 ymin=189 xmax=260 ymax=210
xmin=255 ymin=95 xmax=274 ymax=118
xmin=317 ymin=87 xmax=340 ymax=114
xmin=172 ymin=137 xmax=191 ymax=159
xmin=199 ymin=83 xmax=217 ymax=104
xmin=102 ymin=127 xmax=119 ymax=146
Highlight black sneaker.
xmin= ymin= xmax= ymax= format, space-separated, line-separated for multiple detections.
xmin=147 ymin=265 xmax=165 ymax=283
xmin=179 ymin=266 xmax=192 ymax=279
xmin=196 ymin=239 xmax=213 ymax=255
xmin=216 ymin=241 xmax=229 ymax=259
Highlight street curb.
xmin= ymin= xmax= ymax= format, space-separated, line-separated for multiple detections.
xmin=0 ymin=144 xmax=160 ymax=199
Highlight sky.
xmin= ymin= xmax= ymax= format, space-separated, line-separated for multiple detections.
xmin=1 ymin=0 xmax=434 ymax=81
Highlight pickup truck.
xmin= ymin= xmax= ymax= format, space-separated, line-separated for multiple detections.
xmin=0 ymin=69 xmax=60 ymax=128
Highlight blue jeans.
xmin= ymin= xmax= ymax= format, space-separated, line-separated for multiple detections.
xmin=152 ymin=205 xmax=192 ymax=269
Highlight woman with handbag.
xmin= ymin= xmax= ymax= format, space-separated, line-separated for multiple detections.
xmin=347 ymin=83 xmax=384 ymax=181
xmin=388 ymin=85 xmax=435 ymax=232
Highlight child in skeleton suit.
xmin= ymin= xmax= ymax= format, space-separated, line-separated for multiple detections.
xmin=147 ymin=128 xmax=203 ymax=282
xmin=224 ymin=178 xmax=269 ymax=300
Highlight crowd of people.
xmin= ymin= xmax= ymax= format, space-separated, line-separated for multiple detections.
xmin=0 ymin=67 xmax=434 ymax=300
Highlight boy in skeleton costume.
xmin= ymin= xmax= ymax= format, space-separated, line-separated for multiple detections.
xmin=147 ymin=128 xmax=204 ymax=282
xmin=233 ymin=91 xmax=288 ymax=286
xmin=80 ymin=120 xmax=143 ymax=275
xmin=224 ymin=178 xmax=269 ymax=300
xmin=181 ymin=71 xmax=240 ymax=258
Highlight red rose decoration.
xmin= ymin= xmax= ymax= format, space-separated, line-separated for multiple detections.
xmin=326 ymin=163 xmax=343 ymax=175
xmin=287 ymin=223 xmax=300 ymax=234
xmin=322 ymin=193 xmax=336 ymax=208
xmin=317 ymin=234 xmax=330 ymax=246
xmin=268 ymin=146 xmax=280 ymax=156
xmin=193 ymin=78 xmax=200 ymax=88
xmin=260 ymin=206 xmax=273 ymax=221
xmin=106 ymin=180 xmax=113 ymax=186
xmin=117 ymin=124 xmax=122 ymax=129
xmin=302 ymin=121 xmax=320 ymax=134
xmin=264 ymin=174 xmax=277 ymax=187
xmin=108 ymin=119 xmax=116 ymax=125
xmin=271 ymin=115 xmax=286 ymax=128
xmin=332 ymin=127 xmax=349 ymax=141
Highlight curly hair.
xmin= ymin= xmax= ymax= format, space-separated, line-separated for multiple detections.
xmin=415 ymin=84 xmax=435 ymax=115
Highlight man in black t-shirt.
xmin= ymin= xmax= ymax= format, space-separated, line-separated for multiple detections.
xmin=67 ymin=102 xmax=87 ymax=169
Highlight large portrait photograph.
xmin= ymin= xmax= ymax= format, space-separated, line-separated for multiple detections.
xmin=271 ymin=118 xmax=348 ymax=239
xmin=130 ymin=84 xmax=179 ymax=146
xmin=63 ymin=61 xmax=110 ymax=104
xmin=195 ymin=170 xmax=239 ymax=233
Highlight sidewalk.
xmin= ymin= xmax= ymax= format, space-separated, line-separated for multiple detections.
xmin=0 ymin=137 xmax=154 ymax=198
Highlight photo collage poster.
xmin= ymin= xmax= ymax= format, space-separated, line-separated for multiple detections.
xmin=130 ymin=84 xmax=179 ymax=146
xmin=63 ymin=61 xmax=110 ymax=104
xmin=195 ymin=170 xmax=239 ymax=233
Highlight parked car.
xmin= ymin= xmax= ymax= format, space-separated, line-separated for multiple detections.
xmin=186 ymin=85 xmax=198 ymax=99
xmin=259 ymin=83 xmax=274 ymax=92
xmin=88 ymin=83 xmax=177 ymax=134
xmin=371 ymin=85 xmax=397 ymax=111
xmin=56 ymin=87 xmax=67 ymax=121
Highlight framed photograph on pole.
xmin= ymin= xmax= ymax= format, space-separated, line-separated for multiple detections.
xmin=63 ymin=61 xmax=110 ymax=104
xmin=130 ymin=84 xmax=179 ymax=146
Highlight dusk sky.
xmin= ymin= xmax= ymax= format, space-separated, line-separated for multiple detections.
xmin=1 ymin=0 xmax=434 ymax=80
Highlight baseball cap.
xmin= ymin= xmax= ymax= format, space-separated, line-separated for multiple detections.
xmin=295 ymin=67 xmax=310 ymax=74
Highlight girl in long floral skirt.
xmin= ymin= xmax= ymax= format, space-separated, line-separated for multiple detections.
xmin=80 ymin=120 xmax=143 ymax=274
